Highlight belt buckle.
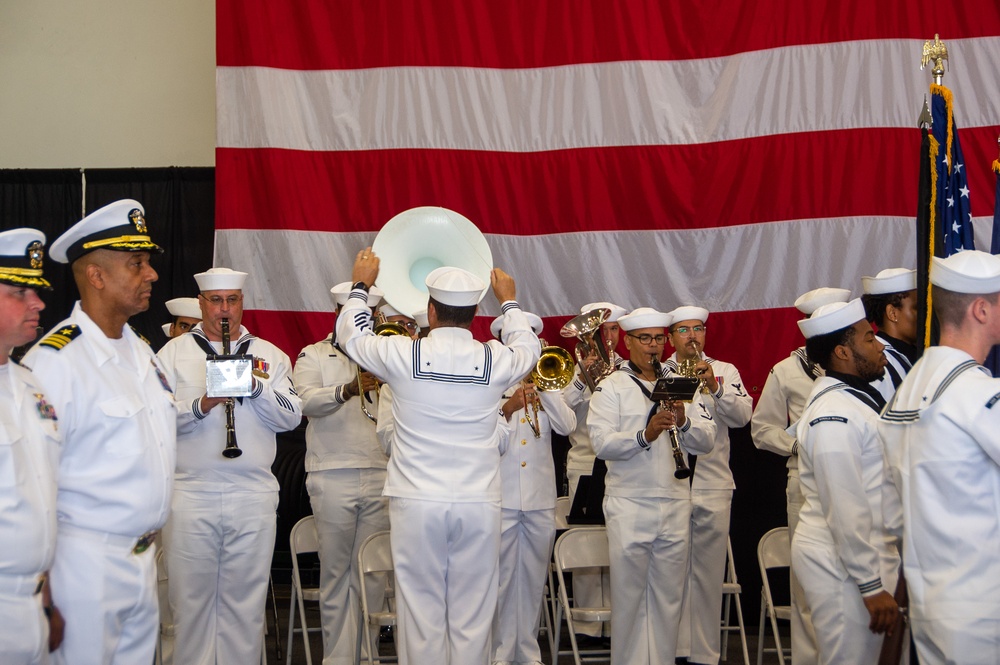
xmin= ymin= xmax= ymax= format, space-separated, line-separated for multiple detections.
xmin=132 ymin=531 xmax=158 ymax=555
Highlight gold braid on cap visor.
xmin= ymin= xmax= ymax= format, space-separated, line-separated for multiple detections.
xmin=82 ymin=235 xmax=155 ymax=250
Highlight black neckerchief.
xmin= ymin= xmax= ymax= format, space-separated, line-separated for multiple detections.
xmin=825 ymin=369 xmax=886 ymax=414
xmin=878 ymin=332 xmax=920 ymax=367
xmin=794 ymin=347 xmax=823 ymax=380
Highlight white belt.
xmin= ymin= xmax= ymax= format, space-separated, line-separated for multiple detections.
xmin=0 ymin=572 xmax=44 ymax=596
xmin=59 ymin=523 xmax=159 ymax=555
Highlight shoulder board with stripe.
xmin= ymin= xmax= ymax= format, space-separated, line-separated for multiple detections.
xmin=37 ymin=325 xmax=82 ymax=350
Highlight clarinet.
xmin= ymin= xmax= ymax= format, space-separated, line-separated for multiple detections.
xmin=220 ymin=318 xmax=243 ymax=459
xmin=650 ymin=357 xmax=691 ymax=479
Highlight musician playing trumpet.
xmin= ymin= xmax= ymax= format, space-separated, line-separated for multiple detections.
xmin=665 ymin=306 xmax=752 ymax=665
xmin=490 ymin=313 xmax=576 ymax=665
xmin=157 ymin=267 xmax=302 ymax=665
xmin=588 ymin=308 xmax=716 ymax=665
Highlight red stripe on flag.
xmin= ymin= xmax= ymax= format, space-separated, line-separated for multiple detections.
xmin=218 ymin=0 xmax=1000 ymax=69
xmin=244 ymin=306 xmax=803 ymax=404
xmin=216 ymin=126 xmax=1000 ymax=234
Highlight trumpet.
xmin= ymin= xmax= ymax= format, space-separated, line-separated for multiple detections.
xmin=357 ymin=311 xmax=410 ymax=423
xmin=220 ymin=318 xmax=243 ymax=459
xmin=522 ymin=379 xmax=542 ymax=438
xmin=676 ymin=341 xmax=711 ymax=395
xmin=651 ymin=357 xmax=691 ymax=479
xmin=522 ymin=344 xmax=576 ymax=438
xmin=560 ymin=308 xmax=614 ymax=392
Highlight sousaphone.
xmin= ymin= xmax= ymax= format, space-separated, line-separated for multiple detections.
xmin=371 ymin=207 xmax=494 ymax=317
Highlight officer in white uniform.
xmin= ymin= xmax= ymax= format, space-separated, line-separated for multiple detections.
xmin=490 ymin=313 xmax=576 ymax=665
xmin=588 ymin=307 xmax=716 ymax=665
xmin=337 ymin=248 xmax=540 ymax=665
xmin=790 ymin=298 xmax=900 ymax=664
xmin=561 ymin=300 xmax=625 ymax=642
xmin=157 ymin=267 xmax=302 ymax=665
xmin=750 ymin=286 xmax=850 ymax=665
xmin=163 ymin=297 xmax=202 ymax=339
xmin=666 ymin=306 xmax=752 ymax=665
xmin=861 ymin=268 xmax=919 ymax=402
xmin=0 ymin=229 xmax=62 ymax=665
xmin=21 ymin=200 xmax=176 ymax=665
xmin=878 ymin=251 xmax=1000 ymax=663
xmin=293 ymin=281 xmax=393 ymax=665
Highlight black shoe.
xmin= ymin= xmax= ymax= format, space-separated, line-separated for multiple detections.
xmin=379 ymin=625 xmax=394 ymax=643
xmin=575 ymin=634 xmax=606 ymax=650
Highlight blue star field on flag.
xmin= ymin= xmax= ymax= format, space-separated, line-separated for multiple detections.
xmin=931 ymin=87 xmax=975 ymax=256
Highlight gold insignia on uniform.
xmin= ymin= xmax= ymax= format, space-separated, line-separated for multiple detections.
xmin=38 ymin=324 xmax=82 ymax=350
xmin=129 ymin=208 xmax=148 ymax=234
xmin=27 ymin=241 xmax=44 ymax=269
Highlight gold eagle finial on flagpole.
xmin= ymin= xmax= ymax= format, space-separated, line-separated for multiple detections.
xmin=921 ymin=34 xmax=948 ymax=84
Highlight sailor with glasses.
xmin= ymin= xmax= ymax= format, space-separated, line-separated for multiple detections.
xmin=588 ymin=308 xmax=716 ymax=665
xmin=666 ymin=306 xmax=752 ymax=665
xmin=157 ymin=267 xmax=302 ymax=665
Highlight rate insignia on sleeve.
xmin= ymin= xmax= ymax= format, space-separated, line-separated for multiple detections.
xmin=37 ymin=325 xmax=82 ymax=350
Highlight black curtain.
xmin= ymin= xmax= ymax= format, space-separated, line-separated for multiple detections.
xmin=0 ymin=167 xmax=215 ymax=348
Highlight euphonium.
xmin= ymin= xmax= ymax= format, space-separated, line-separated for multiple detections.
xmin=560 ymin=308 xmax=614 ymax=392
xmin=220 ymin=318 xmax=243 ymax=459
xmin=651 ymin=357 xmax=691 ymax=479
xmin=358 ymin=311 xmax=410 ymax=424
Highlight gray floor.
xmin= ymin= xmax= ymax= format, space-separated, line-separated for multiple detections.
xmin=265 ymin=582 xmax=790 ymax=665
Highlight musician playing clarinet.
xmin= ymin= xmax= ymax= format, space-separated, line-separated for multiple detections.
xmin=588 ymin=307 xmax=716 ymax=665
xmin=157 ymin=267 xmax=301 ymax=665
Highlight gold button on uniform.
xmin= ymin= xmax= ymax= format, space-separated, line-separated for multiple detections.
xmin=521 ymin=461 xmax=527 ymax=467
xmin=521 ymin=439 xmax=527 ymax=445
xmin=520 ymin=418 xmax=525 ymax=423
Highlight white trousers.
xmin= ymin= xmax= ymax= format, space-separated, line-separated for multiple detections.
xmin=163 ymin=488 xmax=278 ymax=665
xmin=306 ymin=468 xmax=390 ymax=665
xmin=0 ymin=582 xmax=49 ymax=665
xmin=390 ymin=498 xmax=501 ymax=665
xmin=677 ymin=489 xmax=732 ymax=665
xmin=911 ymin=616 xmax=1000 ymax=665
xmin=787 ymin=470 xmax=819 ymax=665
xmin=51 ymin=527 xmax=159 ymax=665
xmin=492 ymin=507 xmax=555 ymax=665
xmin=567 ymin=469 xmax=610 ymax=637
xmin=791 ymin=535 xmax=898 ymax=665
xmin=605 ymin=495 xmax=691 ymax=665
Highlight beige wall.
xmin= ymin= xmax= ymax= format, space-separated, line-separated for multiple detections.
xmin=0 ymin=0 xmax=215 ymax=168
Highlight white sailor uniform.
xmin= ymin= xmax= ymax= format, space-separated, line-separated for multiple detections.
xmin=294 ymin=334 xmax=389 ymax=665
xmin=879 ymin=347 xmax=1000 ymax=663
xmin=157 ymin=324 xmax=301 ymax=665
xmin=337 ymin=290 xmax=540 ymax=665
xmin=588 ymin=364 xmax=716 ymax=665
xmin=791 ymin=376 xmax=899 ymax=664
xmin=871 ymin=333 xmax=913 ymax=403
xmin=493 ymin=384 xmax=575 ymax=665
xmin=750 ymin=346 xmax=822 ymax=665
xmin=0 ymin=361 xmax=59 ymax=665
xmin=669 ymin=354 xmax=752 ymax=665
xmin=21 ymin=303 xmax=177 ymax=665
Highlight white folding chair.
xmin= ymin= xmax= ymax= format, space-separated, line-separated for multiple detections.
xmin=756 ymin=527 xmax=792 ymax=665
xmin=719 ymin=536 xmax=750 ymax=663
xmin=555 ymin=495 xmax=571 ymax=529
xmin=357 ymin=530 xmax=397 ymax=665
xmin=287 ymin=516 xmax=322 ymax=665
xmin=552 ymin=526 xmax=612 ymax=665
xmin=540 ymin=495 xmax=573 ymax=657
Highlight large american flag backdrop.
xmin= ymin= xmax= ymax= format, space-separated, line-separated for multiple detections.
xmin=215 ymin=1 xmax=1000 ymax=397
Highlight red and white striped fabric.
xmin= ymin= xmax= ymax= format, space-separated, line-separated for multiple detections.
xmin=216 ymin=1 xmax=1000 ymax=396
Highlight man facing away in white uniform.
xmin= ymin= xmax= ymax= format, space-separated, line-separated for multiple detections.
xmin=879 ymin=251 xmax=1000 ymax=663
xmin=0 ymin=228 xmax=63 ymax=664
xmin=667 ymin=306 xmax=752 ymax=665
xmin=750 ymin=286 xmax=850 ymax=665
xmin=157 ymin=267 xmax=302 ymax=665
xmin=22 ymin=200 xmax=176 ymax=665
xmin=791 ymin=298 xmax=900 ymax=664
xmin=293 ymin=281 xmax=393 ymax=665
xmin=336 ymin=248 xmax=540 ymax=665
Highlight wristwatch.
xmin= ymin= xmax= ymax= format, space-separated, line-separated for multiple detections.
xmin=352 ymin=281 xmax=370 ymax=292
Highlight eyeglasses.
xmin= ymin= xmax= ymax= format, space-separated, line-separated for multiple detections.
xmin=672 ymin=325 xmax=706 ymax=335
xmin=627 ymin=333 xmax=666 ymax=345
xmin=200 ymin=294 xmax=243 ymax=307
